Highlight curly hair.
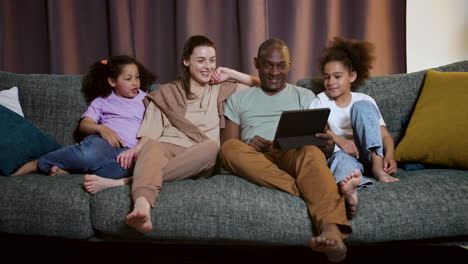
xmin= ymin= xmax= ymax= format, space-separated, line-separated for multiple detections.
xmin=319 ymin=37 xmax=375 ymax=88
xmin=82 ymin=55 xmax=157 ymax=103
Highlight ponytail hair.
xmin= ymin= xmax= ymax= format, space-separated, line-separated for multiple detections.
xmin=82 ymin=55 xmax=157 ymax=103
xmin=319 ymin=37 xmax=375 ymax=88
xmin=181 ymin=35 xmax=215 ymax=99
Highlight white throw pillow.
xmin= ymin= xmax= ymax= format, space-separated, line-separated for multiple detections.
xmin=0 ymin=86 xmax=24 ymax=117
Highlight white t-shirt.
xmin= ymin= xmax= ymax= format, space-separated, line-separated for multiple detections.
xmin=309 ymin=92 xmax=385 ymax=153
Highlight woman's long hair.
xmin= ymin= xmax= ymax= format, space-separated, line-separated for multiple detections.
xmin=180 ymin=35 xmax=215 ymax=99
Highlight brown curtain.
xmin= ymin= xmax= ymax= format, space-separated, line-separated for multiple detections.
xmin=1 ymin=0 xmax=406 ymax=84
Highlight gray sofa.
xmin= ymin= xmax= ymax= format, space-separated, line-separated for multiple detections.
xmin=1 ymin=61 xmax=467 ymax=248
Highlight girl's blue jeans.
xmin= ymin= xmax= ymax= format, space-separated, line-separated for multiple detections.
xmin=38 ymin=135 xmax=132 ymax=179
xmin=328 ymin=100 xmax=385 ymax=188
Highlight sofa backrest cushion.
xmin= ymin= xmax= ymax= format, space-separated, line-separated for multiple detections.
xmin=297 ymin=60 xmax=468 ymax=143
xmin=0 ymin=71 xmax=87 ymax=146
xmin=0 ymin=71 xmax=161 ymax=147
xmin=1 ymin=60 xmax=467 ymax=147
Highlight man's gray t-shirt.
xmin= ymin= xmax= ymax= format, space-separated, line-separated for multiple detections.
xmin=224 ymin=83 xmax=315 ymax=143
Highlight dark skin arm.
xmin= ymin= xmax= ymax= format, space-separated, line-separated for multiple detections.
xmin=220 ymin=119 xmax=240 ymax=144
xmin=221 ymin=119 xmax=272 ymax=152
xmin=249 ymin=136 xmax=273 ymax=152
xmin=222 ymin=118 xmax=334 ymax=155
xmin=315 ymin=131 xmax=335 ymax=158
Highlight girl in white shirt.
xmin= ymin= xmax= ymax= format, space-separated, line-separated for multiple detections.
xmin=310 ymin=37 xmax=399 ymax=218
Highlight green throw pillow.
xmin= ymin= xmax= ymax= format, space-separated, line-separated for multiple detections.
xmin=0 ymin=105 xmax=61 ymax=176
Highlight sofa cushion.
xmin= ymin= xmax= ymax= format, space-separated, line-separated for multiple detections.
xmin=0 ymin=71 xmax=87 ymax=146
xmin=0 ymin=174 xmax=94 ymax=238
xmin=0 ymin=105 xmax=61 ymax=176
xmin=347 ymin=169 xmax=468 ymax=243
xmin=395 ymin=70 xmax=468 ymax=169
xmin=90 ymin=174 xmax=313 ymax=245
xmin=91 ymin=171 xmax=468 ymax=245
xmin=297 ymin=61 xmax=468 ymax=144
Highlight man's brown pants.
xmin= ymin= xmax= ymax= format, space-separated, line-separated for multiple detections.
xmin=220 ymin=139 xmax=351 ymax=236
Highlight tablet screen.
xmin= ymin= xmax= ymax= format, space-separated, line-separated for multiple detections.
xmin=274 ymin=108 xmax=330 ymax=139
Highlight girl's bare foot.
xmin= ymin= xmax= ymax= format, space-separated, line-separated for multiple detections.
xmin=83 ymin=174 xmax=129 ymax=194
xmin=49 ymin=165 xmax=70 ymax=176
xmin=11 ymin=160 xmax=38 ymax=176
xmin=126 ymin=197 xmax=153 ymax=233
xmin=371 ymin=151 xmax=399 ymax=182
xmin=338 ymin=169 xmax=361 ymax=219
xmin=309 ymin=224 xmax=347 ymax=263
xmin=373 ymin=170 xmax=399 ymax=182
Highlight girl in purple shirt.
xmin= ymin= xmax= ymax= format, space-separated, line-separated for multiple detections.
xmin=12 ymin=55 xmax=156 ymax=193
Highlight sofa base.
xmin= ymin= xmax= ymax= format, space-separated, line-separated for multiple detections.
xmin=1 ymin=233 xmax=467 ymax=263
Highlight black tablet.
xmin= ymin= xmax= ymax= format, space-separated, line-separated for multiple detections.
xmin=274 ymin=108 xmax=331 ymax=150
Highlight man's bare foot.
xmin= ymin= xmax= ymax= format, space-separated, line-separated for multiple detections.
xmin=338 ymin=169 xmax=361 ymax=219
xmin=126 ymin=197 xmax=153 ymax=233
xmin=83 ymin=174 xmax=128 ymax=194
xmin=373 ymin=170 xmax=399 ymax=182
xmin=49 ymin=165 xmax=70 ymax=176
xmin=11 ymin=160 xmax=38 ymax=176
xmin=309 ymin=224 xmax=347 ymax=263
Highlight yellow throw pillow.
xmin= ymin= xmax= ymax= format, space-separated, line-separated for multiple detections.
xmin=395 ymin=70 xmax=468 ymax=169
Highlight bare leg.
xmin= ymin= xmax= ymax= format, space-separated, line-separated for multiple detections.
xmin=49 ymin=165 xmax=70 ymax=176
xmin=11 ymin=160 xmax=39 ymax=176
xmin=126 ymin=196 xmax=152 ymax=233
xmin=83 ymin=174 xmax=132 ymax=194
xmin=309 ymin=223 xmax=347 ymax=263
xmin=338 ymin=169 xmax=361 ymax=219
xmin=371 ymin=152 xmax=399 ymax=182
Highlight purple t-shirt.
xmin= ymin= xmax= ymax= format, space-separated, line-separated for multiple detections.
xmin=81 ymin=90 xmax=147 ymax=148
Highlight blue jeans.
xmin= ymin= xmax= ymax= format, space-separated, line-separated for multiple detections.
xmin=328 ymin=100 xmax=385 ymax=188
xmin=38 ymin=135 xmax=132 ymax=179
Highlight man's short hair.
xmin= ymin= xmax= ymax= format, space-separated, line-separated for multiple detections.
xmin=257 ymin=38 xmax=290 ymax=58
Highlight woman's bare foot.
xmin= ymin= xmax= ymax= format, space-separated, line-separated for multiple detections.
xmin=309 ymin=224 xmax=347 ymax=263
xmin=49 ymin=165 xmax=70 ymax=176
xmin=83 ymin=174 xmax=130 ymax=194
xmin=126 ymin=197 xmax=153 ymax=233
xmin=338 ymin=169 xmax=361 ymax=219
xmin=11 ymin=160 xmax=38 ymax=176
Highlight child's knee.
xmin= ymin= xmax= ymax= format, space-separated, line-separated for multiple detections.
xmin=351 ymin=100 xmax=377 ymax=115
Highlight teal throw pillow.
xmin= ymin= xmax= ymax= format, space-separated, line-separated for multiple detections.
xmin=0 ymin=105 xmax=61 ymax=176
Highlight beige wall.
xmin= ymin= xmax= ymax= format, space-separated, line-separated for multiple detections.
xmin=407 ymin=0 xmax=468 ymax=72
